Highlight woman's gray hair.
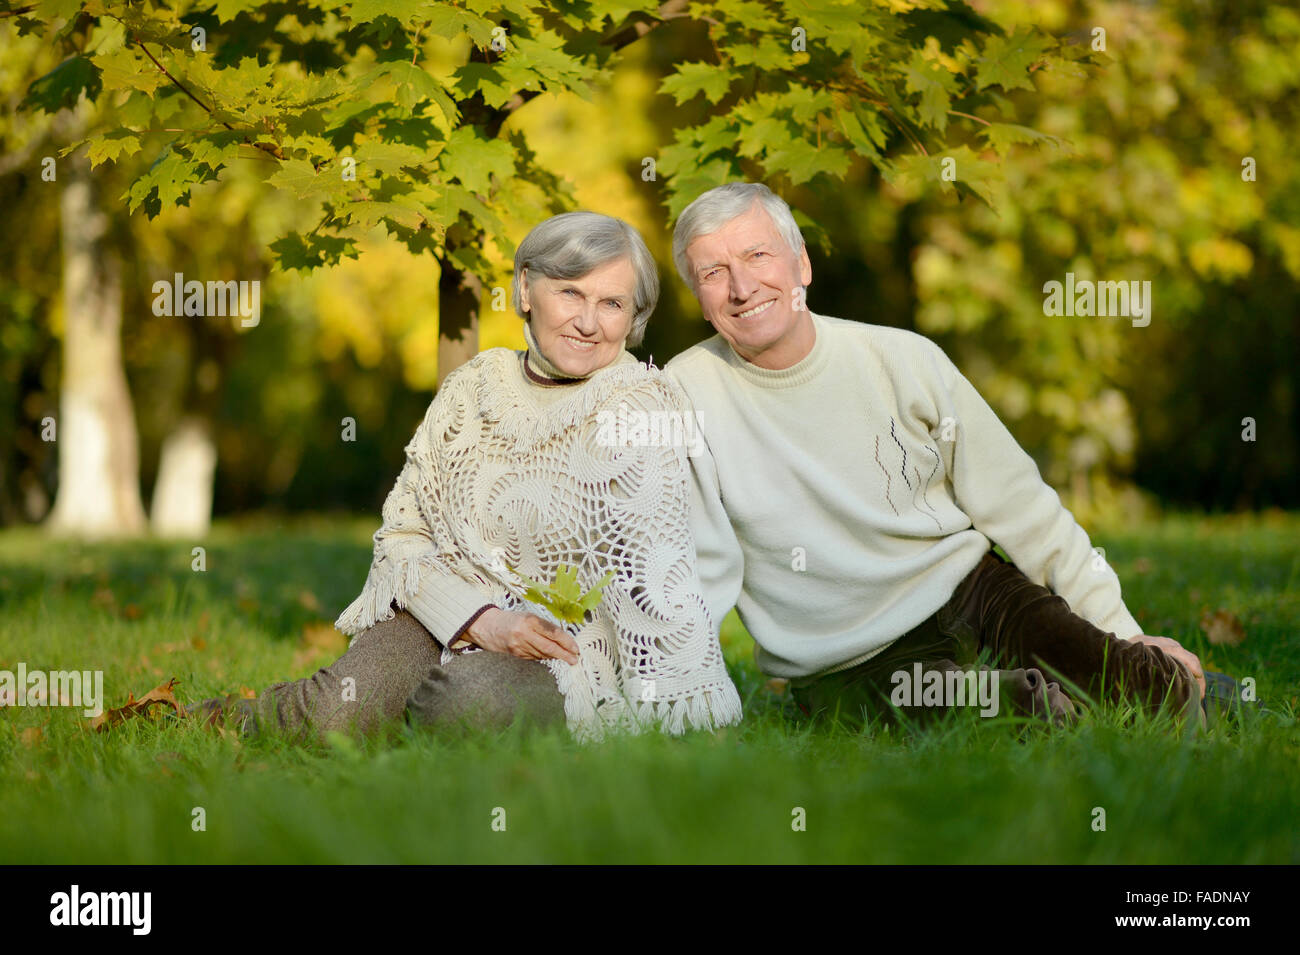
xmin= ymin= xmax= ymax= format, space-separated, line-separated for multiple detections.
xmin=511 ymin=211 xmax=659 ymax=348
xmin=671 ymin=182 xmax=805 ymax=287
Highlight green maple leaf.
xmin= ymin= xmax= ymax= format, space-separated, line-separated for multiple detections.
xmin=509 ymin=564 xmax=615 ymax=625
xmin=975 ymin=28 xmax=1051 ymax=93
xmin=22 ymin=55 xmax=101 ymax=113
xmin=660 ymin=62 xmax=733 ymax=105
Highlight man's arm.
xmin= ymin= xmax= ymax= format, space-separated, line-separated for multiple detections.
xmin=935 ymin=345 xmax=1143 ymax=639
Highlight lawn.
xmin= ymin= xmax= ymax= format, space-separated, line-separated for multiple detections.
xmin=1 ymin=511 xmax=1297 ymax=864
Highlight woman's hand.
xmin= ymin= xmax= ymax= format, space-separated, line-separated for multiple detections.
xmin=466 ymin=608 xmax=580 ymax=665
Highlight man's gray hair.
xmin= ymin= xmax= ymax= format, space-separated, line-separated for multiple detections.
xmin=672 ymin=182 xmax=805 ymax=287
xmin=512 ymin=211 xmax=659 ymax=348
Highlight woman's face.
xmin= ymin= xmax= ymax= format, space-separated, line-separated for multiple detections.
xmin=520 ymin=257 xmax=637 ymax=378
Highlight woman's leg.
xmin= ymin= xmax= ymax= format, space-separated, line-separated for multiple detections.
xmin=406 ymin=650 xmax=566 ymax=733
xmin=252 ymin=609 xmax=445 ymax=742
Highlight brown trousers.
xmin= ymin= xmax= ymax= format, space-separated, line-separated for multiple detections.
xmin=252 ymin=609 xmax=566 ymax=742
xmin=791 ymin=550 xmax=1203 ymax=734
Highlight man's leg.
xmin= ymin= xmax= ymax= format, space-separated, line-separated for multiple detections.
xmin=790 ymin=614 xmax=1076 ymax=732
xmin=789 ymin=617 xmax=963 ymax=732
xmin=941 ymin=551 xmax=1203 ymax=730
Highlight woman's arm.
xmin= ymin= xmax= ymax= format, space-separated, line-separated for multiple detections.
xmin=335 ymin=382 xmax=500 ymax=644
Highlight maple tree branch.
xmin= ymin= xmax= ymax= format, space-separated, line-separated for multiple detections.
xmin=132 ymin=35 xmax=213 ymax=117
xmin=131 ymin=34 xmax=285 ymax=160
xmin=949 ymin=109 xmax=992 ymax=126
xmin=0 ymin=5 xmax=37 ymax=18
xmin=602 ymin=0 xmax=690 ymax=50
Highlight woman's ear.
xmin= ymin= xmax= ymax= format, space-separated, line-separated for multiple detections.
xmin=519 ymin=267 xmax=531 ymax=314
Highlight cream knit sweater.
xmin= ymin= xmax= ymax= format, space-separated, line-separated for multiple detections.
xmin=335 ymin=330 xmax=742 ymax=740
xmin=665 ymin=311 xmax=1142 ymax=680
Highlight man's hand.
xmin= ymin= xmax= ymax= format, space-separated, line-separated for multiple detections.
xmin=465 ymin=608 xmax=580 ymax=665
xmin=1128 ymin=634 xmax=1206 ymax=699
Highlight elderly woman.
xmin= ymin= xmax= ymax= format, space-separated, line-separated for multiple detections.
xmin=192 ymin=212 xmax=741 ymax=742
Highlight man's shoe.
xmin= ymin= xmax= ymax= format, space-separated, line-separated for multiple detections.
xmin=1200 ymin=670 xmax=1290 ymax=728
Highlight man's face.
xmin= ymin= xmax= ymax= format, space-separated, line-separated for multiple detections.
xmin=520 ymin=256 xmax=636 ymax=378
xmin=683 ymin=202 xmax=813 ymax=369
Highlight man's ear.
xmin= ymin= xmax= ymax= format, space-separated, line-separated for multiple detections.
xmin=798 ymin=245 xmax=812 ymax=288
xmin=519 ymin=267 xmax=531 ymax=314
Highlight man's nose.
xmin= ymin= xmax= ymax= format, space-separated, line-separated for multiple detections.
xmin=729 ymin=265 xmax=757 ymax=302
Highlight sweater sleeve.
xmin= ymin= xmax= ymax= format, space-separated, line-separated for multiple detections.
xmin=334 ymin=380 xmax=500 ymax=645
xmin=933 ymin=343 xmax=1143 ymax=639
xmin=595 ymin=383 xmax=742 ymax=733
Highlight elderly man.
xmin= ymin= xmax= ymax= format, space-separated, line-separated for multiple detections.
xmin=663 ymin=181 xmax=1208 ymax=732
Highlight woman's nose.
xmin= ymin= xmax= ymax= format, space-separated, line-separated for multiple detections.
xmin=572 ymin=306 xmax=599 ymax=335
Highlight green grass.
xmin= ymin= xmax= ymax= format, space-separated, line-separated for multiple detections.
xmin=1 ymin=511 xmax=1297 ymax=863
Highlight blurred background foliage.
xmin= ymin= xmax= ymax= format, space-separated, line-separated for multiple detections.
xmin=2 ymin=0 xmax=1296 ymax=530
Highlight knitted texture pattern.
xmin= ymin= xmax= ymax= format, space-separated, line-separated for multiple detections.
xmin=335 ymin=348 xmax=742 ymax=741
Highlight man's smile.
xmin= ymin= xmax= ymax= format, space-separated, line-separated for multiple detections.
xmin=736 ymin=299 xmax=776 ymax=319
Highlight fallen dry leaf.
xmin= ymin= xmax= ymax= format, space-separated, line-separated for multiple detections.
xmin=297 ymin=590 xmax=322 ymax=613
xmin=764 ymin=678 xmax=790 ymax=695
xmin=89 ymin=677 xmax=184 ymax=732
xmin=122 ymin=603 xmax=143 ymax=620
xmin=292 ymin=622 xmax=346 ymax=670
xmin=20 ymin=726 xmax=44 ymax=748
xmin=1200 ymin=609 xmax=1247 ymax=646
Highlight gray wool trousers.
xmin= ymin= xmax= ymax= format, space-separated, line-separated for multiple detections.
xmin=252 ymin=609 xmax=567 ymax=742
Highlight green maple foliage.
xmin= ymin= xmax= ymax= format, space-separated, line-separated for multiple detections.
xmin=511 ymin=563 xmax=615 ymax=626
xmin=14 ymin=0 xmax=1085 ymax=283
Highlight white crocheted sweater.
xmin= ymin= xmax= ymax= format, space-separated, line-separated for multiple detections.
xmin=335 ymin=346 xmax=743 ymax=741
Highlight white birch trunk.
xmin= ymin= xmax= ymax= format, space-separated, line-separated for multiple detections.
xmin=46 ymin=158 xmax=147 ymax=537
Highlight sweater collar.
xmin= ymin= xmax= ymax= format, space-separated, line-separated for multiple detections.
xmin=522 ymin=321 xmax=630 ymax=386
xmin=720 ymin=311 xmax=831 ymax=388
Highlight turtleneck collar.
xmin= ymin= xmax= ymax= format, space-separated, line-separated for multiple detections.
xmin=522 ymin=320 xmax=630 ymax=386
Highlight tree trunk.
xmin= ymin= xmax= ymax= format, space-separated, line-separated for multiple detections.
xmin=150 ymin=416 xmax=217 ymax=537
xmin=46 ymin=157 xmax=147 ymax=537
xmin=437 ymin=257 xmax=482 ymax=389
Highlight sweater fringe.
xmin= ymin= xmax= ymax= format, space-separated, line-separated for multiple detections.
xmin=544 ymin=655 xmax=743 ymax=742
xmin=335 ymin=549 xmax=446 ymax=639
